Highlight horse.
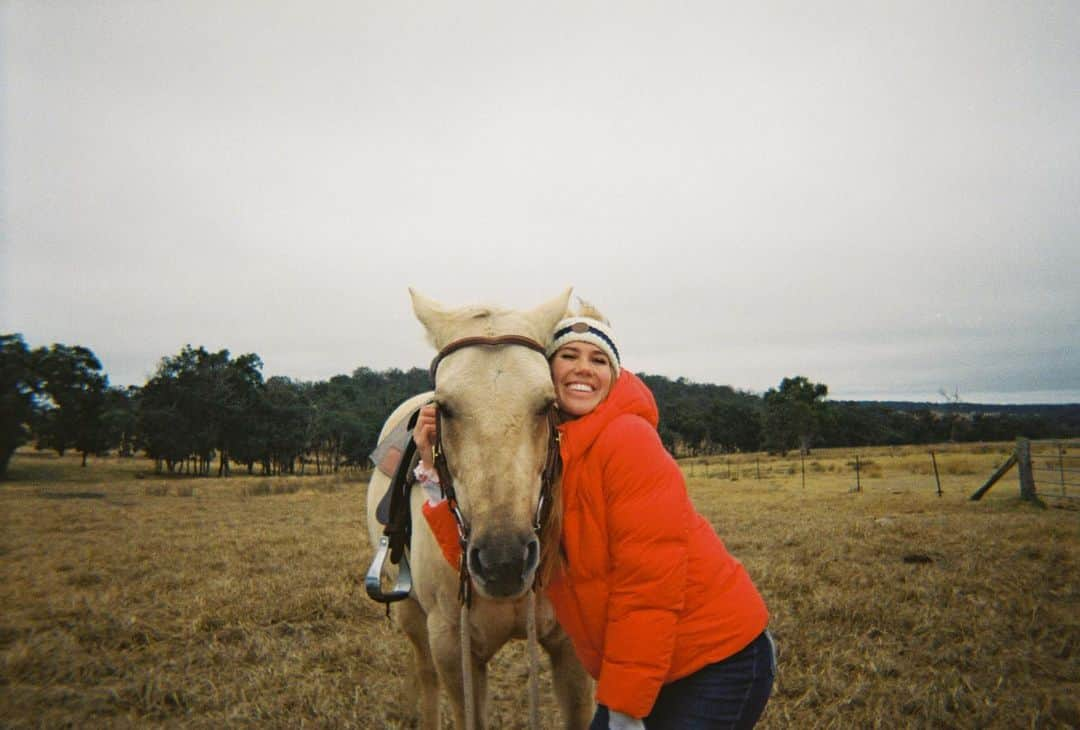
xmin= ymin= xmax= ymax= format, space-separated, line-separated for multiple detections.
xmin=365 ymin=289 xmax=593 ymax=729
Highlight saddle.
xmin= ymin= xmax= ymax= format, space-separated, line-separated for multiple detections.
xmin=365 ymin=404 xmax=425 ymax=604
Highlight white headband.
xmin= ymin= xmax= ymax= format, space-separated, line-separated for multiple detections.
xmin=546 ymin=317 xmax=621 ymax=379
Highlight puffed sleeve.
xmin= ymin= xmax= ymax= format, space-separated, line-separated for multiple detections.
xmin=594 ymin=415 xmax=690 ymax=718
xmin=421 ymin=500 xmax=463 ymax=568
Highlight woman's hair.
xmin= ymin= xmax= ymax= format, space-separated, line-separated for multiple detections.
xmin=537 ymin=299 xmax=619 ymax=586
xmin=570 ymin=298 xmax=609 ymax=323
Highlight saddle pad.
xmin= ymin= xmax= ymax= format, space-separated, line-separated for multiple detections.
xmin=371 ymin=405 xmax=424 ymax=526
xmin=370 ymin=412 xmax=415 ymax=478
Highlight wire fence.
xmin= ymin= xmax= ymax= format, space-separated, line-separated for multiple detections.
xmin=677 ymin=439 xmax=1080 ymax=505
xmin=677 ymin=445 xmax=997 ymax=497
xmin=1031 ymin=440 xmax=1080 ymax=501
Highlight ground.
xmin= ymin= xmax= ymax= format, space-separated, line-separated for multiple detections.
xmin=1 ymin=444 xmax=1077 ymax=728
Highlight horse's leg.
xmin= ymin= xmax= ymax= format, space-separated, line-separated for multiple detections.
xmin=540 ymin=627 xmax=594 ymax=730
xmin=397 ymin=598 xmax=441 ymax=729
xmin=428 ymin=610 xmax=469 ymax=729
xmin=428 ymin=611 xmax=492 ymax=729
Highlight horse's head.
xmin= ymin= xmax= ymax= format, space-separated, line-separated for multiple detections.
xmin=411 ymin=288 xmax=571 ymax=600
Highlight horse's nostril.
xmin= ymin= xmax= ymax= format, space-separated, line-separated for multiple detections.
xmin=523 ymin=537 xmax=540 ymax=575
xmin=469 ymin=546 xmax=485 ymax=571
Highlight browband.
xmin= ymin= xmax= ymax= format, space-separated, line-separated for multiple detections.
xmin=429 ymin=335 xmax=547 ymax=383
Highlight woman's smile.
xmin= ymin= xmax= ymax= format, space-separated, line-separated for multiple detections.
xmin=551 ymin=342 xmax=613 ymax=417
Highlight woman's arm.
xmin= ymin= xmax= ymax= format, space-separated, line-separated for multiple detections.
xmin=595 ymin=415 xmax=691 ymax=719
xmin=414 ymin=404 xmax=436 ymax=471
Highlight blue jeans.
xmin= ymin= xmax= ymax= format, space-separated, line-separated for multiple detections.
xmin=590 ymin=630 xmax=776 ymax=730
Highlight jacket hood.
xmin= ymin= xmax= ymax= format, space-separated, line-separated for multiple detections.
xmin=558 ymin=370 xmax=659 ymax=460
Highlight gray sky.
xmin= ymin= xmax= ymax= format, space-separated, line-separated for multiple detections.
xmin=3 ymin=1 xmax=1078 ymax=404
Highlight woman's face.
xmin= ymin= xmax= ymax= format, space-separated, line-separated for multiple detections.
xmin=550 ymin=342 xmax=614 ymax=418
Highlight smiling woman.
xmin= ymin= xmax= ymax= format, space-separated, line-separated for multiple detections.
xmin=542 ymin=301 xmax=774 ymax=730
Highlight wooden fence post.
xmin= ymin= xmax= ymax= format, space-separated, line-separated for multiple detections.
xmin=1060 ymin=444 xmax=1067 ymax=497
xmin=970 ymin=454 xmax=1018 ymax=500
xmin=854 ymin=455 xmax=861 ymax=492
xmin=1016 ymin=438 xmax=1044 ymax=506
xmin=801 ymin=451 xmax=806 ymax=489
xmin=931 ymin=451 xmax=942 ymax=497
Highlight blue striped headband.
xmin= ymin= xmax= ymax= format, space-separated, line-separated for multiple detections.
xmin=546 ymin=317 xmax=621 ymax=378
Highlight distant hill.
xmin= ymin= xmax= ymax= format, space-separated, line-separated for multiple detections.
xmin=856 ymin=401 xmax=1080 ymax=418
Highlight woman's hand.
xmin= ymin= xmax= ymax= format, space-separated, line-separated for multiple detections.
xmin=414 ymin=404 xmax=437 ymax=471
xmin=609 ymin=710 xmax=644 ymax=730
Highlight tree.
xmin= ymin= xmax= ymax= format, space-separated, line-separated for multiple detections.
xmin=262 ymin=377 xmax=312 ymax=474
xmin=763 ymin=376 xmax=829 ymax=455
xmin=706 ymin=401 xmax=762 ymax=453
xmin=100 ymin=386 xmax=139 ymax=457
xmin=32 ymin=343 xmax=109 ymax=466
xmin=0 ymin=334 xmax=41 ymax=479
xmin=138 ymin=345 xmax=264 ymax=476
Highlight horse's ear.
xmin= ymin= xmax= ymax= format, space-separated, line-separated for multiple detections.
xmin=529 ymin=288 xmax=573 ymax=343
xmin=409 ymin=288 xmax=450 ymax=348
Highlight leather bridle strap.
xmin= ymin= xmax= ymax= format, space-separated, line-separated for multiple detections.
xmin=429 ymin=334 xmax=548 ymax=383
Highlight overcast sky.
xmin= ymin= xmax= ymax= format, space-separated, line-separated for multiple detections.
xmin=3 ymin=2 xmax=1078 ymax=404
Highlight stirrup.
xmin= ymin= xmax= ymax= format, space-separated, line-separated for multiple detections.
xmin=365 ymin=535 xmax=413 ymax=603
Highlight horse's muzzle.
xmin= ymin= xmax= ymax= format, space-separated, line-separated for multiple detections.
xmin=468 ymin=532 xmax=540 ymax=599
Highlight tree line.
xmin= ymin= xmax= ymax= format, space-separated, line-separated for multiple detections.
xmin=2 ymin=333 xmax=1077 ymax=480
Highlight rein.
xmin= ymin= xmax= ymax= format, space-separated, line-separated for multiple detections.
xmin=429 ymin=334 xmax=562 ymax=607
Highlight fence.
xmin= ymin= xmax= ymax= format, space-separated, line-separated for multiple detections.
xmin=969 ymin=438 xmax=1080 ymax=504
xmin=1031 ymin=440 xmax=1080 ymax=501
xmin=680 ymin=446 xmax=975 ymax=496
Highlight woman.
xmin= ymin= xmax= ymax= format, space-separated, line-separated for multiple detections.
xmin=414 ymin=304 xmax=774 ymax=730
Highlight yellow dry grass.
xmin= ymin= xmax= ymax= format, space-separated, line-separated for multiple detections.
xmin=1 ymin=444 xmax=1077 ymax=729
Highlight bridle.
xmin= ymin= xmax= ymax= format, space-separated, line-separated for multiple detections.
xmin=429 ymin=334 xmax=562 ymax=607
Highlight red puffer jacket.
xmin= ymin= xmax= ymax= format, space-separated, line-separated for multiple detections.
xmin=545 ymin=370 xmax=768 ymax=719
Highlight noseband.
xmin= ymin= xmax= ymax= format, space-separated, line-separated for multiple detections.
xmin=429 ymin=335 xmax=562 ymax=606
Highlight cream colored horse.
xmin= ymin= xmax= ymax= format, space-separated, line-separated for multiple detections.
xmin=365 ymin=289 xmax=593 ymax=729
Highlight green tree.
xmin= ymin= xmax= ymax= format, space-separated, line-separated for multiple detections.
xmin=262 ymin=376 xmax=312 ymax=475
xmin=138 ymin=345 xmax=264 ymax=476
xmin=100 ymin=386 xmax=138 ymax=457
xmin=32 ymin=343 xmax=109 ymax=466
xmin=706 ymin=401 xmax=762 ymax=453
xmin=763 ymin=376 xmax=828 ymax=455
xmin=0 ymin=334 xmax=41 ymax=479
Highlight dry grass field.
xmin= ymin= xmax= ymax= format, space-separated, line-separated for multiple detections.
xmin=2 ymin=443 xmax=1077 ymax=729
